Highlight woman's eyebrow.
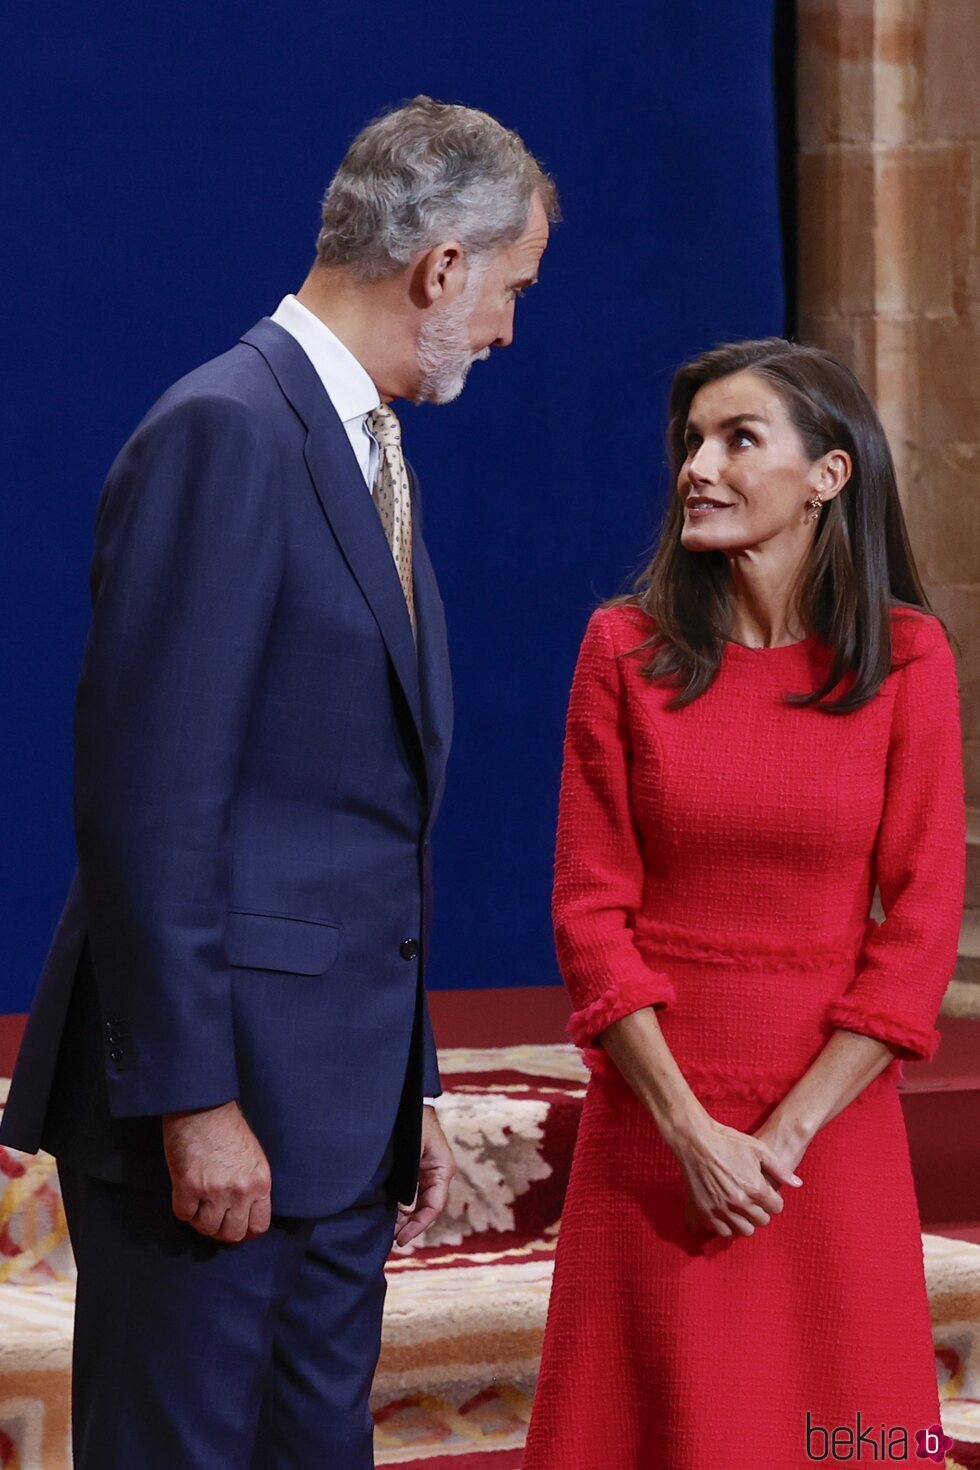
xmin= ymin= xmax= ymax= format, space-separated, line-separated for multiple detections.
xmin=685 ymin=412 xmax=770 ymax=435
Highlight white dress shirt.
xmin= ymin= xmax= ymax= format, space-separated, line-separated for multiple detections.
xmin=271 ymin=295 xmax=440 ymax=1111
xmin=270 ymin=295 xmax=381 ymax=489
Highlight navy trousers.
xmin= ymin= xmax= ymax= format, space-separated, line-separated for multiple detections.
xmin=58 ymin=1143 xmax=398 ymax=1470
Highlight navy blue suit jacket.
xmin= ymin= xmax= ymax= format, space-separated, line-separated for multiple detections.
xmin=0 ymin=319 xmax=453 ymax=1217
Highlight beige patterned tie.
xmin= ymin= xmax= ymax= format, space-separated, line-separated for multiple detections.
xmin=367 ymin=403 xmax=415 ymax=636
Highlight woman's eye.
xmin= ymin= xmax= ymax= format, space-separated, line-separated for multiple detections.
xmin=732 ymin=431 xmax=755 ymax=448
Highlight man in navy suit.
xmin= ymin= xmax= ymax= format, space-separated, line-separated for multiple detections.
xmin=0 ymin=96 xmax=555 ymax=1469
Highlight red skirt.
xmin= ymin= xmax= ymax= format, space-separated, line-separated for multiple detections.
xmin=522 ymin=1071 xmax=941 ymax=1470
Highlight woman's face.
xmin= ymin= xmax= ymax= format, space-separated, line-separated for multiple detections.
xmin=677 ymin=371 xmax=846 ymax=555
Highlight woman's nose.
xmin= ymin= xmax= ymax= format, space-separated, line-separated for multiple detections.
xmin=687 ymin=445 xmax=718 ymax=484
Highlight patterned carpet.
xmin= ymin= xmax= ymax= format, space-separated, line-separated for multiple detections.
xmin=374 ymin=1046 xmax=585 ymax=1463
xmin=3 ymin=1056 xmax=980 ymax=1468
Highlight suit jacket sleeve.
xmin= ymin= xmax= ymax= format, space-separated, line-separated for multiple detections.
xmin=553 ymin=610 xmax=676 ymax=1050
xmin=74 ymin=393 xmax=285 ymax=1117
xmin=825 ymin=617 xmax=966 ymax=1061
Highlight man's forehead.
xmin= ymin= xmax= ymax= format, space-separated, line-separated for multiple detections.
xmin=506 ymin=224 xmax=549 ymax=275
xmin=513 ymin=193 xmax=550 ymax=251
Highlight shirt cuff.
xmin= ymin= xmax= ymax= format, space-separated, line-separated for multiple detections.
xmin=422 ymin=1096 xmax=439 ymax=1107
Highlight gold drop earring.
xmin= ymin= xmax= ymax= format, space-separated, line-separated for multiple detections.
xmin=805 ymin=492 xmax=824 ymax=524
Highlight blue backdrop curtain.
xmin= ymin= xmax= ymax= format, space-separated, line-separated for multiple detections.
xmin=0 ymin=2 xmax=786 ymax=1011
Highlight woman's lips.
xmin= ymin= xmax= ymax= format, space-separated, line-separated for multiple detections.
xmin=686 ymin=499 xmax=734 ymax=518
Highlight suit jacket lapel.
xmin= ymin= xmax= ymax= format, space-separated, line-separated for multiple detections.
xmin=241 ymin=319 xmax=425 ymax=750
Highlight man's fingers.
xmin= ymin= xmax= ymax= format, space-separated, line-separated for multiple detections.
xmin=397 ymin=1182 xmax=448 ymax=1243
xmin=245 ymin=1196 xmax=273 ymax=1241
xmin=395 ymin=1206 xmax=438 ymax=1249
xmin=171 ymin=1185 xmax=271 ymax=1241
xmin=425 ymin=1173 xmax=452 ymax=1218
xmin=411 ymin=1201 xmax=442 ymax=1235
xmin=394 ymin=1203 xmax=412 ymax=1235
xmin=171 ymin=1186 xmax=200 ymax=1224
xmin=190 ymin=1199 xmax=225 ymax=1237
xmin=214 ymin=1205 xmax=252 ymax=1244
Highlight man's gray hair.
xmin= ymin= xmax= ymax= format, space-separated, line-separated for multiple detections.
xmin=316 ymin=96 xmax=558 ymax=281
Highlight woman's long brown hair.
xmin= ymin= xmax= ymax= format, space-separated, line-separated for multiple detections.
xmin=615 ymin=338 xmax=938 ymax=713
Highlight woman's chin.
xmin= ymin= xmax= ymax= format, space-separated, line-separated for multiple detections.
xmin=680 ymin=525 xmax=734 ymax=554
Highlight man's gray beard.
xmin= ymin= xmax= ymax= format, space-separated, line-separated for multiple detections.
xmin=416 ymin=259 xmax=491 ymax=405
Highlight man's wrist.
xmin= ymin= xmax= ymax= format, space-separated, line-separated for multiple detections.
xmin=422 ymin=1096 xmax=438 ymax=1108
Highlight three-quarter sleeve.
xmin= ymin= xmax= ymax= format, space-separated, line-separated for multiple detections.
xmin=825 ymin=616 xmax=966 ymax=1062
xmin=553 ymin=610 xmax=676 ymax=1050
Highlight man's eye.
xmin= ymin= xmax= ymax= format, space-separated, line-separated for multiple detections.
xmin=732 ymin=431 xmax=755 ymax=448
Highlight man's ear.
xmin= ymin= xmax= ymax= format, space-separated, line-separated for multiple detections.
xmin=417 ymin=241 xmax=466 ymax=307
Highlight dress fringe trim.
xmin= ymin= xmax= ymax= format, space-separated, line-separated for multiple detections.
xmin=566 ymin=976 xmax=676 ymax=1050
xmin=581 ymin=1048 xmax=904 ymax=1105
xmin=824 ymin=997 xmax=940 ymax=1062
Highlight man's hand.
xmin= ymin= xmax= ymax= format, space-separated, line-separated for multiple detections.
xmin=162 ymin=1100 xmax=272 ymax=1244
xmin=394 ymin=1105 xmax=456 ymax=1249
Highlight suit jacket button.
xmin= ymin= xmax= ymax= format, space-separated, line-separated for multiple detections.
xmin=109 ymin=1047 xmax=123 ymax=1062
xmin=399 ymin=939 xmax=419 ymax=961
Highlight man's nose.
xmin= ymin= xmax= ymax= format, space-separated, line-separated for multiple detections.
xmin=494 ymin=305 xmax=516 ymax=349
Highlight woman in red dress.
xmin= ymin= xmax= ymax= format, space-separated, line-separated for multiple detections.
xmin=522 ymin=339 xmax=965 ymax=1470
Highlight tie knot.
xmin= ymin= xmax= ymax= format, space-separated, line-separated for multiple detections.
xmin=367 ymin=403 xmax=402 ymax=451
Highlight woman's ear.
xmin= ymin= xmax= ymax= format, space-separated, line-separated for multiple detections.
xmin=816 ymin=448 xmax=852 ymax=502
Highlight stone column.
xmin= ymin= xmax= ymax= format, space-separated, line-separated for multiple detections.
xmin=797 ymin=0 xmax=979 ymax=1011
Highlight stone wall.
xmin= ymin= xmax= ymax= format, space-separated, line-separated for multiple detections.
xmin=797 ymin=0 xmax=980 ymax=806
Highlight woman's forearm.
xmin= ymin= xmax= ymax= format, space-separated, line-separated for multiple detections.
xmin=765 ymin=1028 xmax=900 ymax=1147
xmin=601 ymin=1011 xmax=899 ymax=1158
xmin=599 ymin=1008 xmax=709 ymax=1147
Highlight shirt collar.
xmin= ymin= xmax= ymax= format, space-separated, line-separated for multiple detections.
xmin=270 ymin=295 xmax=380 ymax=425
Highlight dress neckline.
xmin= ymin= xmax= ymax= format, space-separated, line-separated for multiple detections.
xmin=723 ymin=633 xmax=821 ymax=659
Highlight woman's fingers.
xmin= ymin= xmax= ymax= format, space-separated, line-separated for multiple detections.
xmin=735 ymin=1200 xmax=775 ymax=1229
xmin=757 ymin=1143 xmax=803 ymax=1190
xmin=763 ymin=1160 xmax=804 ymax=1189
xmin=726 ymin=1212 xmax=755 ymax=1236
xmin=680 ymin=1117 xmax=808 ymax=1242
xmin=747 ymin=1179 xmax=786 ymax=1218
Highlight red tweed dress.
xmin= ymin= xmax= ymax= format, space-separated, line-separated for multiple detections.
xmin=522 ymin=603 xmax=965 ymax=1470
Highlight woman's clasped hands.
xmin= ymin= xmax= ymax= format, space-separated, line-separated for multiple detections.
xmin=673 ymin=1113 xmax=807 ymax=1240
